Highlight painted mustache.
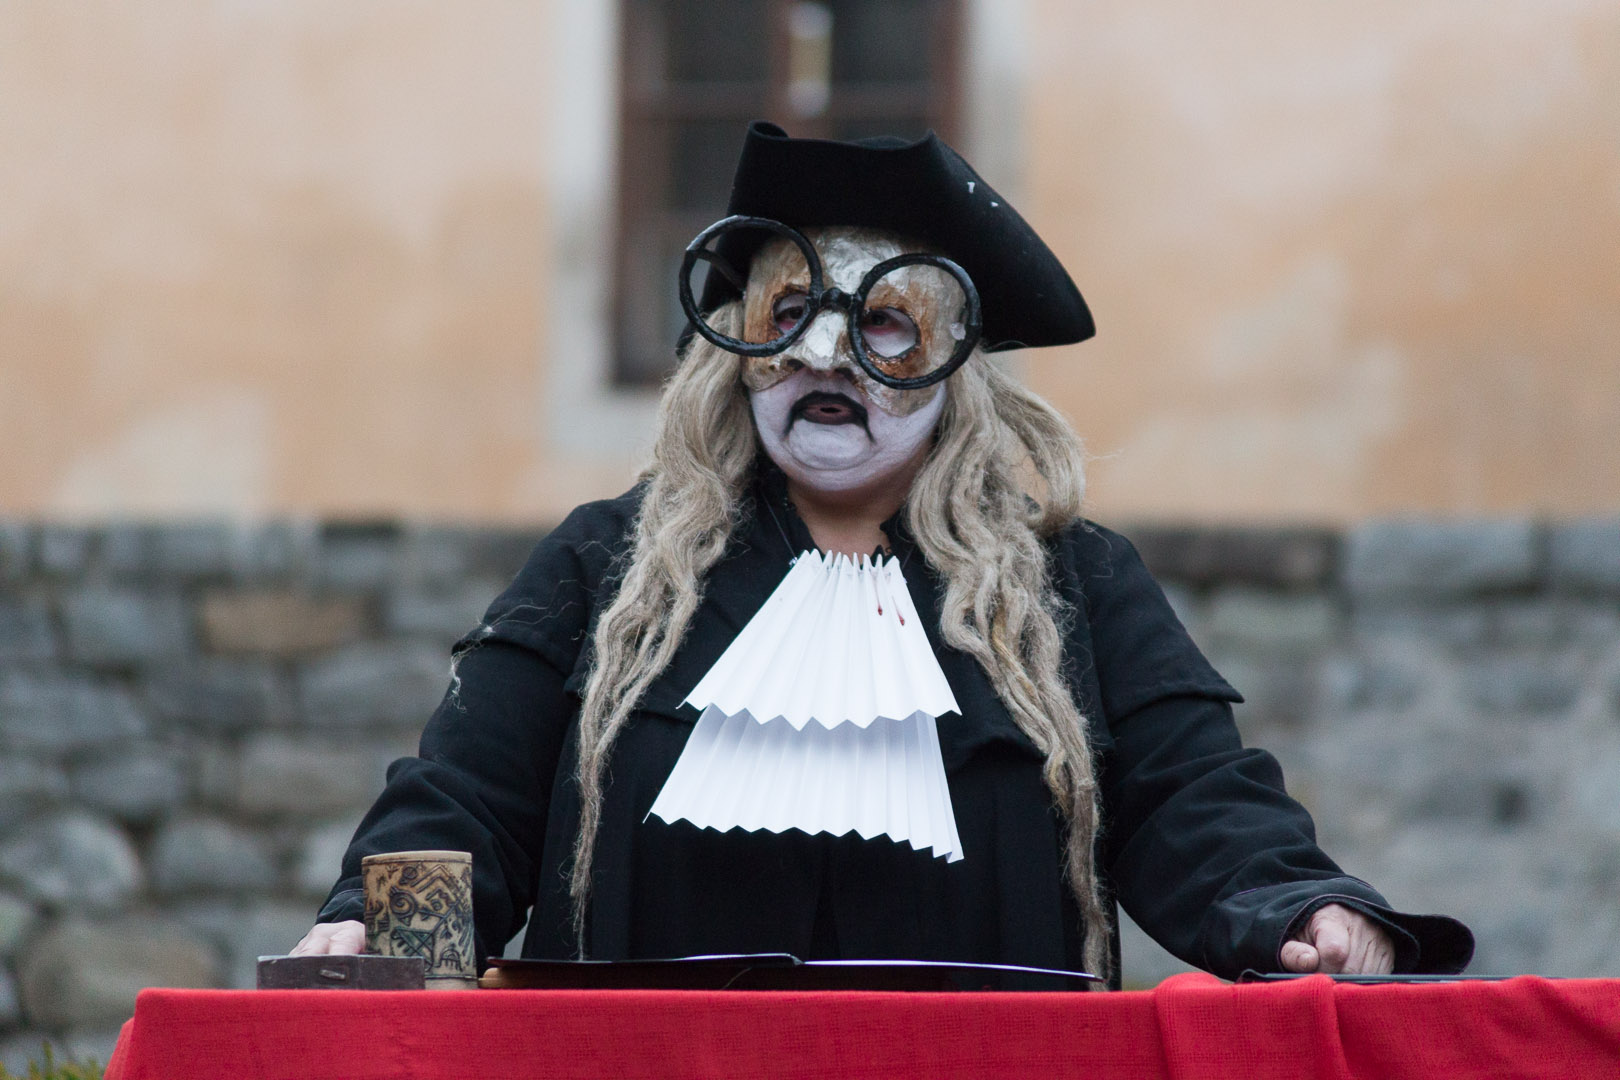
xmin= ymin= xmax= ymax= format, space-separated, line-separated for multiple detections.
xmin=787 ymin=390 xmax=870 ymax=436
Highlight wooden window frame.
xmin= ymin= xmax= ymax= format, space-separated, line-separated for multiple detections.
xmin=611 ymin=0 xmax=963 ymax=386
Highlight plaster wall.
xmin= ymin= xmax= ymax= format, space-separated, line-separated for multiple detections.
xmin=0 ymin=2 xmax=585 ymax=521
xmin=1024 ymin=0 xmax=1620 ymax=521
xmin=1 ymin=1 xmax=1616 ymax=524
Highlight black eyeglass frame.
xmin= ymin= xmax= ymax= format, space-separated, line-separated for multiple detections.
xmin=678 ymin=215 xmax=984 ymax=390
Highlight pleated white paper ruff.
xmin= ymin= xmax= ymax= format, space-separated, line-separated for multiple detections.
xmin=648 ymin=550 xmax=965 ymax=862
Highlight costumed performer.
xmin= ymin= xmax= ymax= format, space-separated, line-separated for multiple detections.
xmin=292 ymin=121 xmax=1473 ymax=988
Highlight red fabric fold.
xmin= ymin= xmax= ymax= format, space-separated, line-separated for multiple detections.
xmin=103 ymin=978 xmax=1620 ymax=1080
xmin=1153 ymin=973 xmax=1354 ymax=1080
xmin=1336 ymin=976 xmax=1620 ymax=1078
xmin=105 ymin=988 xmax=1165 ymax=1080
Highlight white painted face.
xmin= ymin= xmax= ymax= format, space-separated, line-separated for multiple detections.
xmin=742 ymin=228 xmax=948 ymax=494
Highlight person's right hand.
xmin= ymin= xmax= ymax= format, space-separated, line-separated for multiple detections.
xmin=289 ymin=920 xmax=365 ymax=956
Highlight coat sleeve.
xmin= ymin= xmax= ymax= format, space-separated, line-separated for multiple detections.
xmin=1064 ymin=522 xmax=1473 ymax=978
xmin=315 ymin=641 xmax=572 ymax=963
xmin=315 ymin=495 xmax=637 ymax=962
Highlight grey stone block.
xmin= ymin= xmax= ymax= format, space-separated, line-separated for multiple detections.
xmin=464 ymin=527 xmax=548 ymax=581
xmin=1125 ymin=526 xmax=1337 ymax=588
xmin=144 ymin=658 xmax=292 ymax=732
xmin=0 ymin=521 xmax=32 ymax=581
xmin=60 ymin=587 xmax=190 ymax=667
xmin=1208 ymin=654 xmax=1320 ymax=735
xmin=0 ymin=598 xmax=57 ymax=664
xmin=294 ymin=820 xmax=357 ymax=898
xmin=1489 ymin=600 xmax=1574 ymax=648
xmin=0 ymin=892 xmax=38 ymax=957
xmin=1402 ymin=741 xmax=1539 ymax=827
xmin=197 ymin=590 xmax=368 ymax=659
xmin=111 ymin=520 xmax=318 ymax=584
xmin=152 ymin=521 xmax=239 ymax=579
xmin=97 ymin=522 xmax=154 ymax=576
xmin=298 ymin=642 xmax=450 ymax=729
xmin=1367 ymin=824 xmax=1570 ymax=920
xmin=1206 ymin=589 xmax=1339 ymax=653
xmin=36 ymin=526 xmax=93 ymax=578
xmin=235 ymin=519 xmax=319 ymax=581
xmin=70 ymin=750 xmax=187 ymax=824
xmin=0 ymin=967 xmax=18 ymax=1028
xmin=1567 ymin=735 xmax=1620 ymax=837
xmin=17 ymin=916 xmax=219 ymax=1029
xmin=1343 ymin=519 xmax=1540 ymax=599
xmin=1486 ymin=599 xmax=1620 ymax=648
xmin=1464 ymin=657 xmax=1582 ymax=716
xmin=384 ymin=581 xmax=501 ymax=641
xmin=224 ymin=902 xmax=323 ymax=989
xmin=1463 ymin=909 xmax=1552 ymax=978
xmin=1350 ymin=604 xmax=1491 ymax=649
xmin=101 ymin=521 xmax=240 ymax=580
xmin=1568 ymin=604 xmax=1620 ymax=645
xmin=1300 ymin=722 xmax=1459 ymax=850
xmin=0 ymin=813 xmax=142 ymax=910
xmin=400 ymin=524 xmax=477 ymax=587
xmin=1549 ymin=517 xmax=1620 ymax=593
xmin=0 ymin=757 xmax=69 ymax=808
xmin=236 ymin=735 xmax=401 ymax=816
xmin=169 ymin=898 xmax=242 ymax=948
xmin=149 ymin=818 xmax=278 ymax=895
xmin=1540 ymin=896 xmax=1620 ymax=978
xmin=0 ymin=674 xmax=148 ymax=752
xmin=317 ymin=522 xmax=404 ymax=590
xmin=188 ymin=740 xmax=240 ymax=807
xmin=1320 ymin=654 xmax=1429 ymax=712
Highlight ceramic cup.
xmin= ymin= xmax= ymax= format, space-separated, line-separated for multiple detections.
xmin=362 ymin=850 xmax=476 ymax=989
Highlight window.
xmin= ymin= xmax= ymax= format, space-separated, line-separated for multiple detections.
xmin=613 ymin=0 xmax=963 ymax=385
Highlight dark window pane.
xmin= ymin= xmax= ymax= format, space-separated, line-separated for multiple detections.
xmin=669 ymin=121 xmax=750 ymax=212
xmin=617 ymin=216 xmax=718 ymax=383
xmin=828 ymin=0 xmax=932 ymax=86
xmin=664 ymin=0 xmax=772 ymax=86
xmin=658 ymin=230 xmax=695 ymax=361
xmin=615 ymin=0 xmax=959 ymax=385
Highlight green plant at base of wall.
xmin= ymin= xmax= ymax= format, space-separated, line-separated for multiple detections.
xmin=0 ymin=1043 xmax=102 ymax=1080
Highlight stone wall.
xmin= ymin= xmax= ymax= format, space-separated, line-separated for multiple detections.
xmin=0 ymin=516 xmax=1616 ymax=1059
xmin=0 ymin=519 xmax=545 ymax=1067
xmin=1119 ymin=518 xmax=1620 ymax=987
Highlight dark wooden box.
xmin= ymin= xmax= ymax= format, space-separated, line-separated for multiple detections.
xmin=256 ymin=954 xmax=426 ymax=990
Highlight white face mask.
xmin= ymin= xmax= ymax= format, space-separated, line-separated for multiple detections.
xmin=743 ymin=229 xmax=947 ymax=494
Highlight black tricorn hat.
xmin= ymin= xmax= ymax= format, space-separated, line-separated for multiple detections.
xmin=696 ymin=121 xmax=1094 ymax=351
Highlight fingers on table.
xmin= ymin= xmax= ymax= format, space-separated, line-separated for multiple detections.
xmin=330 ymin=922 xmax=366 ymax=953
xmin=288 ymin=921 xmax=365 ymax=956
xmin=1314 ymin=906 xmax=1397 ymax=976
xmin=1279 ymin=939 xmax=1321 ymax=973
xmin=1350 ymin=924 xmax=1396 ymax=975
xmin=1310 ymin=909 xmax=1353 ymax=973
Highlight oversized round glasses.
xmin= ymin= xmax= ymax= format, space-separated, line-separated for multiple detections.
xmin=678 ymin=216 xmax=983 ymax=390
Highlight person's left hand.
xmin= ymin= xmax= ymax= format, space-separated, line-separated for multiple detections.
xmin=1279 ymin=903 xmax=1395 ymax=975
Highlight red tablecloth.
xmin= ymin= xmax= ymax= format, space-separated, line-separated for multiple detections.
xmin=103 ymin=972 xmax=1620 ymax=1080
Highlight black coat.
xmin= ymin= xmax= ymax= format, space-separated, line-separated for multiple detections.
xmin=320 ymin=468 xmax=1472 ymax=987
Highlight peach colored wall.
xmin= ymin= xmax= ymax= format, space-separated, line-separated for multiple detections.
xmin=0 ymin=2 xmax=557 ymax=521
xmin=1 ymin=2 xmax=1615 ymax=524
xmin=1024 ymin=0 xmax=1620 ymax=521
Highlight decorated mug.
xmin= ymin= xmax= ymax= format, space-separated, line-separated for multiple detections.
xmin=362 ymin=850 xmax=476 ymax=989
